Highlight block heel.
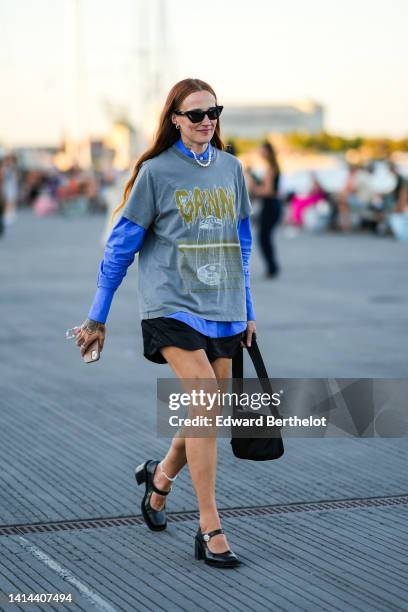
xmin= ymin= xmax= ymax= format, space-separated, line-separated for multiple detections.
xmin=134 ymin=459 xmax=171 ymax=531
xmin=194 ymin=527 xmax=241 ymax=568
xmin=194 ymin=538 xmax=204 ymax=560
xmin=135 ymin=462 xmax=147 ymax=485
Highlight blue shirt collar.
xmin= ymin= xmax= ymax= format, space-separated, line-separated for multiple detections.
xmin=174 ymin=136 xmax=211 ymax=160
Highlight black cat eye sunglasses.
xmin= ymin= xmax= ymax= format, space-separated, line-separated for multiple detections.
xmin=174 ymin=105 xmax=224 ymax=124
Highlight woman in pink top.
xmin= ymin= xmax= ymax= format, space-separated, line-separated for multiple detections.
xmin=290 ymin=173 xmax=326 ymax=226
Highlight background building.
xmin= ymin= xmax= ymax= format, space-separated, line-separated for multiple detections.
xmin=221 ymin=101 xmax=325 ymax=138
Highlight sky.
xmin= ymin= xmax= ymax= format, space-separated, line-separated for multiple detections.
xmin=1 ymin=0 xmax=407 ymax=146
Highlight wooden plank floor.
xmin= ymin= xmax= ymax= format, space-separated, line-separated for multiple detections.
xmin=1 ymin=210 xmax=407 ymax=612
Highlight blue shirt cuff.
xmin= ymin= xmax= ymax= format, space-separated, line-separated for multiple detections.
xmin=88 ymin=286 xmax=115 ymax=324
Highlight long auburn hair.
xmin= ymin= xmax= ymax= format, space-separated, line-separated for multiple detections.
xmin=110 ymin=78 xmax=226 ymax=224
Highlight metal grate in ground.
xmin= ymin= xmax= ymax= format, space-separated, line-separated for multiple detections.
xmin=1 ymin=493 xmax=407 ymax=537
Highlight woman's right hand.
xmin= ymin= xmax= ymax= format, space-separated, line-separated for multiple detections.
xmin=75 ymin=318 xmax=106 ymax=357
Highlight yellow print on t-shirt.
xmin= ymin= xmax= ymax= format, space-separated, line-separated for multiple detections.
xmin=174 ymin=186 xmax=236 ymax=225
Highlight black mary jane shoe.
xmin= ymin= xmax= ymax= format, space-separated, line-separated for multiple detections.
xmin=135 ymin=460 xmax=171 ymax=531
xmin=195 ymin=527 xmax=241 ymax=568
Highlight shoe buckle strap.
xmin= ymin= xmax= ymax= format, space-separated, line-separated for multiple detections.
xmin=151 ymin=482 xmax=171 ymax=496
xmin=202 ymin=528 xmax=224 ymax=542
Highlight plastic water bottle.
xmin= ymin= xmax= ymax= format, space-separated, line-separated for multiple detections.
xmin=65 ymin=326 xmax=81 ymax=340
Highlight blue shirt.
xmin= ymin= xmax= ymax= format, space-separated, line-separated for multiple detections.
xmin=88 ymin=138 xmax=255 ymax=337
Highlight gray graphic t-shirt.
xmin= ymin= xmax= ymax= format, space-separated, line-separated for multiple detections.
xmin=122 ymin=145 xmax=253 ymax=321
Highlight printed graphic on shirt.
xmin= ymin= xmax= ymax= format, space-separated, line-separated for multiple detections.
xmin=174 ymin=186 xmax=236 ymax=226
xmin=174 ymin=185 xmax=243 ymax=292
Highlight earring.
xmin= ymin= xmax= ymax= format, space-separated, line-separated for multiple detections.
xmin=175 ymin=124 xmax=180 ymax=130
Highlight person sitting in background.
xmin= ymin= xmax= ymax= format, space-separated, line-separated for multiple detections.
xmin=366 ymin=162 xmax=408 ymax=234
xmin=395 ymin=182 xmax=408 ymax=213
xmin=388 ymin=162 xmax=408 ymax=213
xmin=289 ymin=173 xmax=326 ymax=226
xmin=338 ymin=164 xmax=375 ymax=231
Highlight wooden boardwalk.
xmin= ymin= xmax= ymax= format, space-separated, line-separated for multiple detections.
xmin=0 ymin=211 xmax=407 ymax=611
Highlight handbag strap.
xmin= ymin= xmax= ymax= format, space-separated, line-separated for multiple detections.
xmin=232 ymin=333 xmax=268 ymax=382
xmin=232 ymin=334 xmax=282 ymax=419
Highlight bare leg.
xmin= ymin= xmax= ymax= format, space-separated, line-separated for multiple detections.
xmin=156 ymin=346 xmax=233 ymax=554
xmin=149 ymin=346 xmax=211 ymax=511
xmin=149 ymin=434 xmax=187 ymax=511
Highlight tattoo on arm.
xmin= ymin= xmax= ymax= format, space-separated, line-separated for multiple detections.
xmin=82 ymin=319 xmax=105 ymax=334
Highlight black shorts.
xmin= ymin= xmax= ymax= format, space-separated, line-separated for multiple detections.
xmin=141 ymin=317 xmax=245 ymax=365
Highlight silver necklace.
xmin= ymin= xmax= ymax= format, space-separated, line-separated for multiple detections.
xmin=190 ymin=144 xmax=212 ymax=167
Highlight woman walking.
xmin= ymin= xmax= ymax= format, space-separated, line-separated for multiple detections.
xmin=74 ymin=78 xmax=256 ymax=568
xmin=246 ymin=141 xmax=282 ymax=278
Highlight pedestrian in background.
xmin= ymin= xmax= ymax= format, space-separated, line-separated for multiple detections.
xmin=246 ymin=141 xmax=282 ymax=278
xmin=1 ymin=155 xmax=19 ymax=228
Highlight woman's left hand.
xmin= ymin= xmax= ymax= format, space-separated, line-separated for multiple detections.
xmin=241 ymin=320 xmax=256 ymax=348
xmin=75 ymin=318 xmax=106 ymax=357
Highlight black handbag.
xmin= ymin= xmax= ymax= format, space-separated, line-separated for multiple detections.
xmin=230 ymin=334 xmax=284 ymax=461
